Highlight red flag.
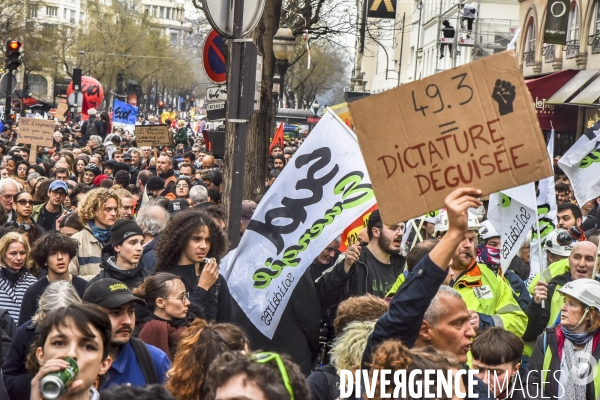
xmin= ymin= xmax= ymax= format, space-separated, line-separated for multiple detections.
xmin=202 ymin=130 xmax=212 ymax=151
xmin=339 ymin=204 xmax=378 ymax=251
xmin=269 ymin=122 xmax=285 ymax=155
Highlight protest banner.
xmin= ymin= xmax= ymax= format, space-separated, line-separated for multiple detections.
xmin=113 ymin=99 xmax=138 ymax=125
xmin=17 ymin=118 xmax=54 ymax=147
xmin=487 ymin=183 xmax=537 ymax=274
xmin=339 ymin=204 xmax=378 ymax=252
xmin=223 ymin=110 xmax=377 ymax=338
xmin=134 ymin=125 xmax=171 ymax=147
xmin=348 ymin=50 xmax=553 ymax=224
xmin=529 ymin=130 xmax=557 ymax=284
xmin=558 ymin=120 xmax=600 ymax=205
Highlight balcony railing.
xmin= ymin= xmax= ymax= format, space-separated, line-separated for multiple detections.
xmin=523 ymin=50 xmax=535 ymax=66
xmin=543 ymin=44 xmax=555 ymax=63
xmin=589 ymin=33 xmax=600 ymax=54
xmin=564 ymin=40 xmax=579 ymax=58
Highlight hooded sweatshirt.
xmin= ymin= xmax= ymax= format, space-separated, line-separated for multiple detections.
xmin=86 ymin=245 xmax=149 ymax=290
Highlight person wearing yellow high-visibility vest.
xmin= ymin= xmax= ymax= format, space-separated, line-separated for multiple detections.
xmin=423 ymin=211 xmax=527 ymax=337
xmin=526 ymin=278 xmax=600 ymax=399
xmin=523 ymin=240 xmax=597 ymax=340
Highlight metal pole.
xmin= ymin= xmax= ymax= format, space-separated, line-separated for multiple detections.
xmin=53 ymin=62 xmax=58 ymax=108
xmin=3 ymin=69 xmax=13 ymax=125
xmin=397 ymin=13 xmax=406 ymax=86
xmin=413 ymin=3 xmax=422 ymax=81
xmin=226 ymin=0 xmax=247 ymax=247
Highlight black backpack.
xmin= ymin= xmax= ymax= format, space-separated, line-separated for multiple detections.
xmin=86 ymin=117 xmax=98 ymax=137
xmin=314 ymin=364 xmax=340 ymax=400
xmin=129 ymin=337 xmax=159 ymax=384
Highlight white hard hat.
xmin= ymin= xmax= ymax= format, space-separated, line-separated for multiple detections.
xmin=434 ymin=211 xmax=481 ymax=233
xmin=479 ymin=220 xmax=499 ymax=240
xmin=559 ymin=279 xmax=600 ymax=309
xmin=543 ymin=229 xmax=573 ymax=257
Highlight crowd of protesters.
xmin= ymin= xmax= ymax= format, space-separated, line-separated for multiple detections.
xmin=0 ymin=108 xmax=596 ymax=400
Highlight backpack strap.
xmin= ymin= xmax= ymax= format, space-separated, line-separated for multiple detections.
xmin=315 ymin=364 xmax=340 ymax=399
xmin=129 ymin=337 xmax=158 ymax=384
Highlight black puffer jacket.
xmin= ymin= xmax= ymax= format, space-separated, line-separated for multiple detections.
xmin=86 ymin=246 xmax=149 ymax=290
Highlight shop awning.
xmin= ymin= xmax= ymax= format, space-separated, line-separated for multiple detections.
xmin=546 ymin=69 xmax=600 ymax=105
xmin=525 ymin=70 xmax=580 ymax=131
xmin=570 ymin=74 xmax=600 ymax=104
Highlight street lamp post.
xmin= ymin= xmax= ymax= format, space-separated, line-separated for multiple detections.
xmin=272 ymin=27 xmax=296 ymax=109
xmin=271 ymin=74 xmax=280 ymax=138
xmin=312 ymin=99 xmax=319 ymax=115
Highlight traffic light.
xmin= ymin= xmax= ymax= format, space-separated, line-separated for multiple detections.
xmin=6 ymin=114 xmax=16 ymax=126
xmin=5 ymin=40 xmax=22 ymax=70
xmin=158 ymin=101 xmax=164 ymax=113
xmin=189 ymin=98 xmax=194 ymax=110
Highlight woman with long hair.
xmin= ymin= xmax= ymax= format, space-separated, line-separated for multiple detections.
xmin=132 ymin=273 xmax=191 ymax=360
xmin=155 ymin=209 xmax=230 ymax=322
xmin=0 ymin=232 xmax=37 ymax=322
xmin=31 ymin=179 xmax=51 ymax=206
xmin=166 ymin=319 xmax=248 ymax=400
xmin=75 ymin=155 xmax=89 ymax=184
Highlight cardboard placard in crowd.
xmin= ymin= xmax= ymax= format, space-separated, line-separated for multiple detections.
xmin=348 ymin=50 xmax=553 ymax=224
xmin=56 ymin=103 xmax=68 ymax=119
xmin=135 ymin=125 xmax=171 ymax=147
xmin=17 ymin=118 xmax=54 ymax=147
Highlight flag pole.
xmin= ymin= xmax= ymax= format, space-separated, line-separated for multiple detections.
xmin=535 ymin=211 xmax=546 ymax=309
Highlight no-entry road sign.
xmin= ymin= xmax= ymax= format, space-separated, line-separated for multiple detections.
xmin=203 ymin=30 xmax=226 ymax=84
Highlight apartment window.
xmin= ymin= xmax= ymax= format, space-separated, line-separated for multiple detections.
xmin=80 ymin=12 xmax=84 ymax=23
xmin=171 ymin=32 xmax=179 ymax=46
xmin=64 ymin=8 xmax=68 ymax=19
xmin=152 ymin=6 xmax=157 ymax=17
xmin=144 ymin=5 xmax=150 ymax=14
xmin=594 ymin=1 xmax=600 ymax=33
xmin=29 ymin=75 xmax=48 ymax=97
xmin=566 ymin=2 xmax=579 ymax=58
xmin=159 ymin=7 xmax=164 ymax=18
xmin=46 ymin=6 xmax=58 ymax=16
xmin=524 ymin=19 xmax=535 ymax=66
xmin=166 ymin=7 xmax=170 ymax=19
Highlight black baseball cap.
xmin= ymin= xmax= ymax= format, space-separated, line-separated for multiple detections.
xmin=83 ymin=278 xmax=145 ymax=308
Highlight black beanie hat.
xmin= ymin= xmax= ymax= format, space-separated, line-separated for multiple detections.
xmin=109 ymin=220 xmax=144 ymax=246
xmin=113 ymin=162 xmax=130 ymax=176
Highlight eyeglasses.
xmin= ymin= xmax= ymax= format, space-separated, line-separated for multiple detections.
xmin=10 ymin=222 xmax=31 ymax=231
xmin=16 ymin=199 xmax=33 ymax=206
xmin=163 ymin=292 xmax=189 ymax=304
xmin=51 ymin=190 xmax=67 ymax=196
xmin=176 ymin=184 xmax=189 ymax=189
xmin=250 ymin=352 xmax=294 ymax=400
xmin=387 ymin=224 xmax=406 ymax=233
xmin=17 ymin=167 xmax=27 ymax=171
xmin=2 ymin=193 xmax=15 ymax=201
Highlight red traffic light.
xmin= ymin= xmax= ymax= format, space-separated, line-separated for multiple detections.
xmin=158 ymin=101 xmax=164 ymax=107
xmin=190 ymin=98 xmax=194 ymax=102
xmin=8 ymin=114 xmax=16 ymax=121
xmin=8 ymin=41 xmax=21 ymax=51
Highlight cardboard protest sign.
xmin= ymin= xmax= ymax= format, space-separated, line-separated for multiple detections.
xmin=56 ymin=103 xmax=68 ymax=119
xmin=134 ymin=125 xmax=171 ymax=147
xmin=17 ymin=118 xmax=54 ymax=147
xmin=348 ymin=50 xmax=553 ymax=224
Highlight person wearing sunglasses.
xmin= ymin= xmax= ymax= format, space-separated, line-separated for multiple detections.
xmin=88 ymin=220 xmax=148 ymax=290
xmin=5 ymin=191 xmax=45 ymax=244
xmin=205 ymin=350 xmax=309 ymax=400
xmin=133 ymin=272 xmax=191 ymax=360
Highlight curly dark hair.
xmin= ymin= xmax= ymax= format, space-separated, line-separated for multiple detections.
xmin=31 ymin=231 xmax=79 ymax=269
xmin=155 ymin=210 xmax=227 ymax=270
xmin=204 ymin=351 xmax=310 ymax=400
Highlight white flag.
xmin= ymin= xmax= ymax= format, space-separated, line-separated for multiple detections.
xmin=224 ymin=110 xmax=377 ymax=339
xmin=529 ymin=130 xmax=557 ymax=283
xmin=488 ymin=183 xmax=537 ymax=274
xmin=558 ymin=121 xmax=600 ymax=205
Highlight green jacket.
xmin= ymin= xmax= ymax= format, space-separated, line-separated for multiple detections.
xmin=175 ymin=127 xmax=188 ymax=146
xmin=527 ymin=258 xmax=570 ymax=295
xmin=30 ymin=202 xmax=66 ymax=228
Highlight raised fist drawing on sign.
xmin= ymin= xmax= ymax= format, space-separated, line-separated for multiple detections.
xmin=492 ymin=79 xmax=516 ymax=116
